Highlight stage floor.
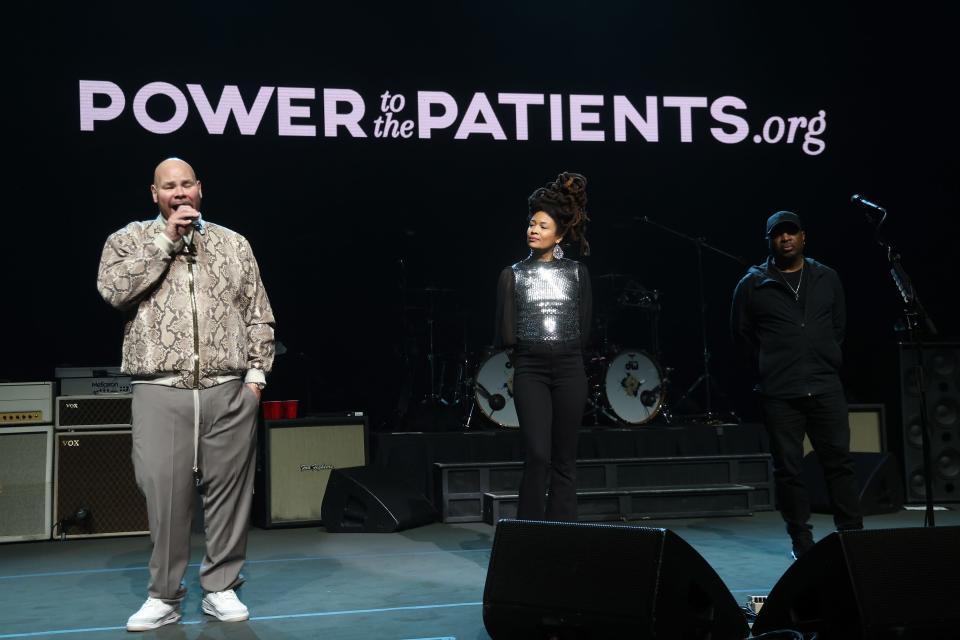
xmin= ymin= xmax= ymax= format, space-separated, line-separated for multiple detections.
xmin=1 ymin=508 xmax=957 ymax=639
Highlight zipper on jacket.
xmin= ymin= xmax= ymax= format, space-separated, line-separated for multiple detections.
xmin=187 ymin=250 xmax=201 ymax=389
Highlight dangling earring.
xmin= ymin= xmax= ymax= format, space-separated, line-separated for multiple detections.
xmin=553 ymin=243 xmax=564 ymax=259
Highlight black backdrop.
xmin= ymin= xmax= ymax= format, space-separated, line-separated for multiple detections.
xmin=7 ymin=3 xmax=958 ymax=432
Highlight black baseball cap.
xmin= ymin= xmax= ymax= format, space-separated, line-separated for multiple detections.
xmin=765 ymin=211 xmax=803 ymax=237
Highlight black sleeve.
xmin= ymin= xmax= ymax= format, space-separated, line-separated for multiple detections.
xmin=493 ymin=266 xmax=515 ymax=349
xmin=730 ymin=273 xmax=759 ymax=366
xmin=578 ymin=262 xmax=592 ymax=348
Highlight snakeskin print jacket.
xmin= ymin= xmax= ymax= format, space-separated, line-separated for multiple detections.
xmin=97 ymin=218 xmax=275 ymax=389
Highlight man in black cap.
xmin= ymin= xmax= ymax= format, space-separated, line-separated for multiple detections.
xmin=730 ymin=211 xmax=862 ymax=558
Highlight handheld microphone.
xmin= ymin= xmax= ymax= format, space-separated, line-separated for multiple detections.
xmin=191 ymin=217 xmax=204 ymax=234
xmin=850 ymin=194 xmax=887 ymax=215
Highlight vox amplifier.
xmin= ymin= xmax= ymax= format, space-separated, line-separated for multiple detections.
xmin=56 ymin=395 xmax=132 ymax=430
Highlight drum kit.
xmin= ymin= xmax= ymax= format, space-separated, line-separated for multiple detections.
xmin=428 ymin=273 xmax=673 ymax=430
xmin=395 ymin=216 xmax=743 ymax=430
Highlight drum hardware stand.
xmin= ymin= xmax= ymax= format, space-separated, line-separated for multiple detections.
xmin=462 ymin=379 xmax=506 ymax=430
xmin=584 ymin=382 xmax=619 ymax=425
xmin=637 ymin=216 xmax=747 ymax=423
xmin=461 ymin=376 xmax=478 ymax=429
xmin=859 ymin=196 xmax=938 ymax=527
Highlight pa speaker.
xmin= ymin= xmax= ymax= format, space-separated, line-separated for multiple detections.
xmin=0 ymin=426 xmax=53 ymax=543
xmin=482 ymin=519 xmax=749 ymax=639
xmin=253 ymin=416 xmax=368 ymax=528
xmin=898 ymin=342 xmax=960 ymax=503
xmin=801 ymin=451 xmax=904 ymax=515
xmin=754 ymin=526 xmax=960 ymax=638
xmin=321 ymin=466 xmax=438 ymax=533
xmin=54 ymin=429 xmax=148 ymax=538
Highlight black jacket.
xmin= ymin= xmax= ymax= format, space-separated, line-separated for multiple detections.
xmin=730 ymin=256 xmax=845 ymax=398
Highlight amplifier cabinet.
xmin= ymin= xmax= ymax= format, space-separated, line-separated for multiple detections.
xmin=0 ymin=426 xmax=53 ymax=543
xmin=54 ymin=429 xmax=148 ymax=538
xmin=56 ymin=394 xmax=132 ymax=430
xmin=803 ymin=403 xmax=887 ymax=456
xmin=0 ymin=382 xmax=54 ymax=427
xmin=254 ymin=416 xmax=368 ymax=528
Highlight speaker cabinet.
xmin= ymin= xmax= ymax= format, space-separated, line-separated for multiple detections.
xmin=803 ymin=403 xmax=887 ymax=455
xmin=254 ymin=416 xmax=368 ymax=528
xmin=54 ymin=429 xmax=148 ymax=538
xmin=482 ymin=519 xmax=749 ymax=639
xmin=899 ymin=342 xmax=960 ymax=503
xmin=0 ymin=426 xmax=53 ymax=543
xmin=753 ymin=526 xmax=960 ymax=638
xmin=801 ymin=451 xmax=904 ymax=515
xmin=56 ymin=394 xmax=132 ymax=429
xmin=321 ymin=466 xmax=438 ymax=533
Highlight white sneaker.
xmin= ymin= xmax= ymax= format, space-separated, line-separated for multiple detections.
xmin=126 ymin=597 xmax=181 ymax=632
xmin=201 ymin=589 xmax=249 ymax=622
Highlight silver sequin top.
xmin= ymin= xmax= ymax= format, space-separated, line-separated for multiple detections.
xmin=513 ymin=258 xmax=581 ymax=342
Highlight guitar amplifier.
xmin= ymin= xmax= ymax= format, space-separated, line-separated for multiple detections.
xmin=54 ymin=429 xmax=148 ymax=538
xmin=0 ymin=426 xmax=53 ymax=543
xmin=254 ymin=416 xmax=368 ymax=528
xmin=0 ymin=382 xmax=54 ymax=427
xmin=55 ymin=366 xmax=131 ymax=396
xmin=56 ymin=395 xmax=132 ymax=430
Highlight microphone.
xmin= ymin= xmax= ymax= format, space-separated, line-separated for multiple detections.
xmin=850 ymin=194 xmax=886 ymax=216
xmin=475 ymin=382 xmax=507 ymax=411
xmin=640 ymin=386 xmax=661 ymax=407
xmin=191 ymin=216 xmax=205 ymax=234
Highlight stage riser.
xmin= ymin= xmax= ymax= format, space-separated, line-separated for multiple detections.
xmin=437 ymin=454 xmax=773 ymax=523
xmin=483 ymin=485 xmax=756 ymax=524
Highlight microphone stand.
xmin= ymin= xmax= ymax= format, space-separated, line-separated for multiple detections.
xmin=636 ymin=216 xmax=747 ymax=423
xmin=863 ymin=205 xmax=938 ymax=526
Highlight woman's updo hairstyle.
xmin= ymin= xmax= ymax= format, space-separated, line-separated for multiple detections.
xmin=527 ymin=171 xmax=590 ymax=256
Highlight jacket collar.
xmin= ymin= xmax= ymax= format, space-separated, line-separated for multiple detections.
xmin=752 ymin=256 xmax=824 ymax=287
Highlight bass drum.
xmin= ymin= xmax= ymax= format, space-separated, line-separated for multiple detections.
xmin=604 ymin=349 xmax=664 ymax=425
xmin=474 ymin=350 xmax=519 ymax=428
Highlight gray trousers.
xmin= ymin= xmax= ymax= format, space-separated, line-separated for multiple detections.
xmin=131 ymin=380 xmax=258 ymax=601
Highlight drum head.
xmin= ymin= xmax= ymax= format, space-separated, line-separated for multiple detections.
xmin=604 ymin=349 xmax=664 ymax=425
xmin=475 ymin=350 xmax=519 ymax=428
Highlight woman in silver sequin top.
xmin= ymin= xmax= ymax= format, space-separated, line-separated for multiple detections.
xmin=493 ymin=172 xmax=592 ymax=521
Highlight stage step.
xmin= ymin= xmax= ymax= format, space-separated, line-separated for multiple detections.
xmin=434 ymin=454 xmax=773 ymax=523
xmin=482 ymin=483 xmax=757 ymax=524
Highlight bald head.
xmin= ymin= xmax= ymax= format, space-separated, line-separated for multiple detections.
xmin=151 ymin=157 xmax=202 ymax=221
xmin=153 ymin=157 xmax=197 ymax=186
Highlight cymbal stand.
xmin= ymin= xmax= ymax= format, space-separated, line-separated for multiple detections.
xmin=637 ymin=216 xmax=746 ymax=422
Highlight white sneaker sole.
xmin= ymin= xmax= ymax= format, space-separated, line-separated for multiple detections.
xmin=126 ymin=611 xmax=181 ymax=632
xmin=201 ymin=602 xmax=249 ymax=622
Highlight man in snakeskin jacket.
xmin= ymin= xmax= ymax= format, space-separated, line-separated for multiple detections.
xmin=97 ymin=158 xmax=275 ymax=631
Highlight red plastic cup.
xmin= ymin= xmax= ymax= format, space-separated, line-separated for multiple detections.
xmin=262 ymin=400 xmax=283 ymax=420
xmin=282 ymin=399 xmax=299 ymax=419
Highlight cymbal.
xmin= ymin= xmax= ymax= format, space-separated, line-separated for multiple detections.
xmin=596 ymin=272 xmax=635 ymax=280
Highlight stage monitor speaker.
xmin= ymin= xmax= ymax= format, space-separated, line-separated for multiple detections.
xmin=753 ymin=526 xmax=960 ymax=638
xmin=0 ymin=426 xmax=53 ymax=543
xmin=482 ymin=519 xmax=749 ymax=640
xmin=321 ymin=466 xmax=438 ymax=533
xmin=899 ymin=342 xmax=960 ymax=503
xmin=54 ymin=429 xmax=148 ymax=538
xmin=801 ymin=451 xmax=904 ymax=515
xmin=803 ymin=403 xmax=886 ymax=456
xmin=254 ymin=416 xmax=368 ymax=528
